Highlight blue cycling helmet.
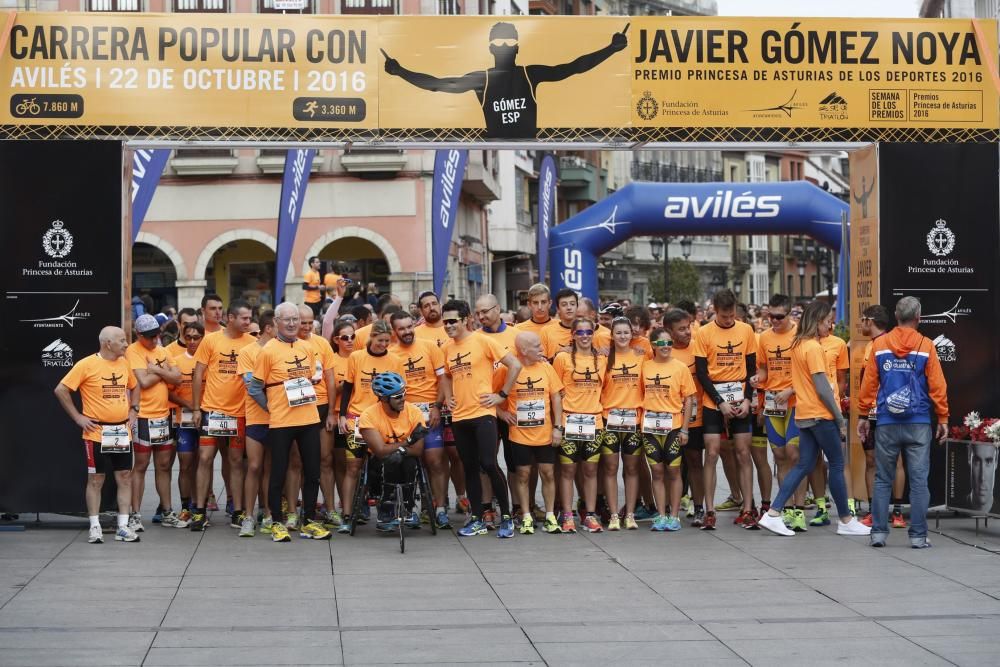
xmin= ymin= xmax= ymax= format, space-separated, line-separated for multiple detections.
xmin=371 ymin=372 xmax=406 ymax=398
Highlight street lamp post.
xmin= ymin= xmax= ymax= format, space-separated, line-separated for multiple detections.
xmin=649 ymin=237 xmax=665 ymax=304
xmin=797 ymin=259 xmax=806 ymax=299
xmin=733 ymin=277 xmax=743 ymax=299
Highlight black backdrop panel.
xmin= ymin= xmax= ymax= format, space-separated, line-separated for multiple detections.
xmin=0 ymin=140 xmax=124 ymax=513
xmin=878 ymin=143 xmax=1000 ymax=506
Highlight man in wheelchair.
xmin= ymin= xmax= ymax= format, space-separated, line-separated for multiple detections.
xmin=358 ymin=372 xmax=428 ymax=532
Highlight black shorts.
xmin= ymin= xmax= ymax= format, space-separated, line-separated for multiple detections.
xmin=334 ymin=427 xmax=348 ymax=450
xmin=317 ymin=404 xmax=329 ymax=425
xmin=862 ymin=419 xmax=876 ymax=451
xmin=703 ymin=407 xmax=752 ymax=435
xmin=684 ymin=426 xmax=705 ymax=451
xmin=641 ymin=429 xmax=684 ymax=467
xmin=597 ymin=429 xmax=643 ymax=456
xmin=84 ymin=439 xmax=134 ymax=475
xmin=510 ymin=442 xmax=556 ymax=467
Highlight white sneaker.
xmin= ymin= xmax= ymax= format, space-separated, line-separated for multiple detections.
xmin=837 ymin=517 xmax=872 ymax=536
xmin=758 ymin=512 xmax=795 ymax=536
xmin=88 ymin=526 xmax=103 ymax=544
xmin=285 ymin=514 xmax=299 ymax=531
xmin=115 ymin=526 xmax=140 ymax=542
xmin=128 ymin=513 xmax=145 ymax=533
xmin=160 ymin=511 xmax=189 ymax=529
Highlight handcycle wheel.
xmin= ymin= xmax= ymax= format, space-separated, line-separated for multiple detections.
xmin=419 ymin=465 xmax=437 ymax=536
xmin=396 ymin=483 xmax=405 ymax=554
xmin=349 ymin=457 xmax=367 ymax=537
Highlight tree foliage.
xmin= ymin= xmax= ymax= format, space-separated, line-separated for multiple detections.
xmin=648 ymin=258 xmax=702 ymax=305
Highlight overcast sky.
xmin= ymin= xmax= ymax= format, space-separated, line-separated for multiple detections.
xmin=716 ymin=0 xmax=920 ymax=18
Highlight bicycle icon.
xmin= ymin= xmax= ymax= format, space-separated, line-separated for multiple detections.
xmin=14 ymin=97 xmax=40 ymax=116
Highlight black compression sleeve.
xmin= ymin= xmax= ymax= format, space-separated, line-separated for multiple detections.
xmin=695 ymin=357 xmax=723 ymax=405
xmin=340 ymin=381 xmax=353 ymax=415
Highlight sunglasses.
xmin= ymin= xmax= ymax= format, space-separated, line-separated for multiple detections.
xmin=574 ymin=329 xmax=594 ymax=337
xmin=490 ymin=38 xmax=517 ymax=47
xmin=652 ymin=339 xmax=673 ymax=348
xmin=337 ymin=334 xmax=356 ymax=341
xmin=186 ymin=334 xmax=204 ymax=341
xmin=769 ymin=314 xmax=787 ymax=321
xmin=388 ymin=391 xmax=406 ymax=401
xmin=248 ymin=331 xmax=260 ymax=337
xmin=442 ymin=318 xmax=461 ymax=326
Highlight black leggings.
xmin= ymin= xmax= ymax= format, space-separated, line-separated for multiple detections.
xmin=452 ymin=415 xmax=510 ymax=517
xmin=268 ymin=423 xmax=321 ymax=522
xmin=382 ymin=455 xmax=419 ymax=509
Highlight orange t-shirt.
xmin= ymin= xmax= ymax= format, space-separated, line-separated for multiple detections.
xmin=593 ymin=325 xmax=612 ymax=353
xmin=253 ymin=337 xmax=320 ymax=428
xmin=516 ymin=318 xmax=556 ymax=337
xmin=693 ymin=320 xmax=757 ymax=410
xmin=601 ymin=348 xmax=647 ymax=417
xmin=299 ymin=333 xmax=337 ymax=404
xmin=330 ymin=353 xmax=351 ymax=416
xmin=237 ymin=342 xmax=269 ymax=427
xmin=322 ymin=271 xmax=342 ymax=293
xmin=126 ymin=341 xmax=172 ymax=419
xmin=391 ymin=338 xmax=445 ymax=404
xmin=496 ymin=360 xmax=563 ymax=446
xmin=819 ymin=334 xmax=850 ymax=402
xmin=171 ymin=352 xmax=199 ymax=424
xmin=552 ymin=349 xmax=606 ymax=427
xmin=359 ymin=402 xmax=426 ymax=448
xmin=60 ymin=353 xmax=137 ymax=442
xmin=168 ymin=339 xmax=188 ymax=358
xmin=345 ymin=347 xmax=405 ymax=417
xmin=477 ymin=324 xmax=519 ymax=363
xmin=670 ymin=343 xmax=703 ymax=428
xmin=790 ymin=339 xmax=834 ymax=421
xmin=757 ymin=326 xmax=797 ymax=391
xmin=414 ymin=322 xmax=450 ymax=349
xmin=632 ymin=336 xmax=654 ymax=360
xmin=194 ymin=330 xmax=256 ymax=417
xmin=540 ymin=322 xmax=575 ymax=359
xmin=443 ymin=333 xmax=507 ymax=422
xmin=303 ymin=269 xmax=322 ymax=304
xmin=641 ymin=357 xmax=696 ymax=427
xmin=354 ymin=323 xmax=374 ymax=349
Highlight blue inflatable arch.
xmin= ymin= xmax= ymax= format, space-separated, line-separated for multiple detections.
xmin=549 ymin=180 xmax=849 ymax=309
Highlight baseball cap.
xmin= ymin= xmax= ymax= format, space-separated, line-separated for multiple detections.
xmin=135 ymin=313 xmax=161 ymax=336
xmin=154 ymin=313 xmax=170 ymax=327
xmin=648 ymin=302 xmax=661 ymax=310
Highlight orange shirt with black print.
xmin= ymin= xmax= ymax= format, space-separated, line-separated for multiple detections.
xmin=496 ymin=360 xmax=564 ymax=446
xmin=60 ymin=354 xmax=137 ymax=442
xmin=693 ymin=319 xmax=757 ymax=410
xmin=253 ymin=338 xmax=319 ymax=428
xmin=443 ymin=334 xmax=507 ymax=422
xmin=126 ymin=341 xmax=172 ymax=419
xmin=790 ymin=339 xmax=835 ymax=421
xmin=670 ymin=343 xmax=704 ymax=428
xmin=237 ymin=343 xmax=269 ymax=427
xmin=359 ymin=402 xmax=426 ymax=448
xmin=194 ymin=330 xmax=256 ymax=417
xmin=553 ymin=350 xmax=606 ymax=428
xmin=601 ymin=348 xmax=646 ymax=418
xmin=390 ymin=338 xmax=445 ymax=404
xmin=303 ymin=269 xmax=322 ymax=304
xmin=640 ymin=357 xmax=697 ymax=427
xmin=345 ymin=347 xmax=405 ymax=417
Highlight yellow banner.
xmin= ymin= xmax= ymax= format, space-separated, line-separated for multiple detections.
xmin=1 ymin=13 xmax=996 ymax=143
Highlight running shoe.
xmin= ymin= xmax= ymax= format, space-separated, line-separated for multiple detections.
xmin=189 ymin=512 xmax=207 ymax=532
xmin=664 ymin=516 xmax=682 ymax=531
xmin=230 ymin=511 xmax=245 ymax=529
xmin=483 ymin=509 xmax=498 ymax=530
xmin=458 ymin=518 xmax=488 ymax=537
xmin=207 ymin=494 xmax=219 ymax=512
xmin=651 ymin=515 xmax=668 ymax=531
xmin=300 ymin=521 xmax=332 ymax=540
xmin=576 ymin=498 xmax=586 ymax=520
xmin=847 ymin=498 xmax=858 ymax=516
xmin=624 ymin=514 xmax=639 ymax=530
xmin=152 ymin=507 xmax=164 ymax=524
xmin=582 ymin=514 xmax=603 ymax=533
xmin=271 ymin=522 xmax=291 ymax=542
xmin=700 ymin=511 xmax=717 ymax=531
xmin=376 ymin=517 xmax=398 ymax=532
xmin=281 ymin=498 xmax=289 ymax=514
xmin=530 ymin=505 xmax=547 ymax=522
xmin=716 ymin=496 xmax=742 ymax=512
xmin=809 ymin=508 xmax=831 ymax=527
xmin=456 ymin=497 xmax=472 ymax=515
xmin=860 ymin=512 xmax=873 ymax=527
xmin=691 ymin=508 xmax=705 ymax=528
xmin=892 ymin=511 xmax=908 ymax=529
xmin=128 ymin=513 xmax=145 ymax=533
xmin=337 ymin=521 xmax=351 ymax=535
xmin=633 ymin=505 xmax=656 ymax=521
xmin=226 ymin=498 xmax=234 ymax=516
xmin=239 ymin=516 xmax=255 ymax=537
xmin=836 ymin=517 xmax=872 ymax=536
xmin=88 ymin=525 xmax=104 ymax=543
xmin=598 ymin=497 xmax=613 ymax=525
xmin=435 ymin=509 xmax=451 ymax=529
xmin=791 ymin=509 xmax=808 ymax=532
xmin=285 ymin=514 xmax=299 ymax=531
xmin=560 ymin=514 xmax=577 ymax=533
xmin=178 ymin=508 xmax=193 ymax=524
xmin=160 ymin=510 xmax=189 ymax=529
xmin=607 ymin=514 xmax=621 ymax=531
xmin=741 ymin=508 xmax=760 ymax=530
xmin=259 ymin=516 xmax=273 ymax=535
xmin=497 ymin=516 xmax=515 ymax=539
xmin=404 ymin=511 xmax=422 ymax=529
xmin=543 ymin=515 xmax=561 ymax=534
xmin=680 ymin=495 xmax=693 ymax=516
xmin=758 ymin=512 xmax=794 ymax=536
xmin=803 ymin=495 xmax=816 ymax=510
xmin=519 ymin=516 xmax=535 ymax=535
xmin=782 ymin=508 xmax=795 ymax=527
xmin=115 ymin=526 xmax=140 ymax=542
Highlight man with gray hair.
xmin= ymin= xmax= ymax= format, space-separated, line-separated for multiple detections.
xmin=858 ymin=296 xmax=949 ymax=549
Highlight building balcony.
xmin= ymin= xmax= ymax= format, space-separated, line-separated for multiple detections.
xmin=463 ymin=151 xmax=501 ymax=204
xmin=256 ymin=150 xmax=323 ymax=175
xmin=339 ymin=148 xmax=408 ymax=174
xmin=631 ymin=160 xmax=723 ymax=183
xmin=598 ymin=267 xmax=629 ymax=292
xmin=170 ymin=149 xmax=239 ymax=176
xmin=559 ymin=155 xmax=606 ymax=202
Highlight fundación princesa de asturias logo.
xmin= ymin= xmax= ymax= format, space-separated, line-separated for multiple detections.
xmin=927 ymin=218 xmax=955 ymax=257
xmin=42 ymin=220 xmax=74 ymax=259
xmin=637 ymin=90 xmax=658 ymax=121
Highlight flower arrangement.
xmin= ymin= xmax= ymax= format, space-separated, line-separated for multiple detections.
xmin=949 ymin=411 xmax=1000 ymax=444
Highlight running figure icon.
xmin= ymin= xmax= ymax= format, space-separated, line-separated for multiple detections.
xmin=382 ymin=22 xmax=629 ymax=139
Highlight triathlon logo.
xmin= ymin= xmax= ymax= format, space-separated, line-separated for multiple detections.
xmin=927 ymin=219 xmax=955 ymax=257
xmin=933 ymin=334 xmax=957 ymax=362
xmin=636 ymin=90 xmax=658 ymax=121
xmin=818 ymin=91 xmax=848 ymax=121
xmin=382 ymin=22 xmax=629 ymax=139
xmin=21 ymin=299 xmax=91 ymax=329
xmin=42 ymin=220 xmax=74 ymax=259
xmin=41 ymin=338 xmax=73 ymax=368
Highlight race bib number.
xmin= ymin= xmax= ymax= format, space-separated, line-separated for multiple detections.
xmin=100 ymin=424 xmax=130 ymax=453
xmin=415 ymin=402 xmax=432 ymax=423
xmin=207 ymin=411 xmax=238 ymax=437
xmin=148 ymin=417 xmax=171 ymax=445
xmin=283 ymin=377 xmax=317 ymax=407
xmin=764 ymin=391 xmax=787 ymax=417
xmin=642 ymin=411 xmax=673 ymax=435
xmin=606 ymin=408 xmax=638 ymax=432
xmin=516 ymin=400 xmax=544 ymax=428
xmin=564 ymin=413 xmax=597 ymax=441
xmin=178 ymin=408 xmax=195 ymax=429
xmin=714 ymin=381 xmax=745 ymax=405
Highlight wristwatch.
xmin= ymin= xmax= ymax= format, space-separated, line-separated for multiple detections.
xmin=130 ymin=404 xmax=139 ymax=412
xmin=497 ymin=390 xmax=508 ymax=399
